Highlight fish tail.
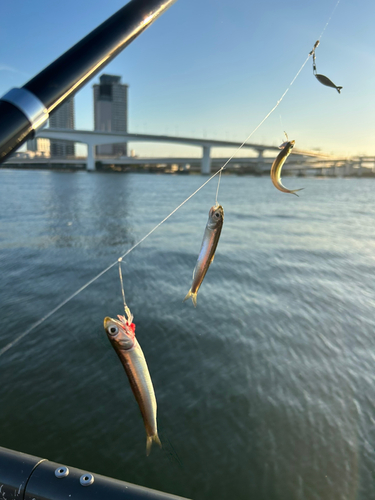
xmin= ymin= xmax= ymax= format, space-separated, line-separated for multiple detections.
xmin=146 ymin=433 xmax=162 ymax=456
xmin=290 ymin=187 xmax=304 ymax=197
xmin=336 ymin=86 xmax=343 ymax=94
xmin=183 ymin=289 xmax=198 ymax=307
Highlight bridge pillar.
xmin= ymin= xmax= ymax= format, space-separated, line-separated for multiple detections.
xmin=87 ymin=143 xmax=96 ymax=171
xmin=334 ymin=165 xmax=342 ymax=177
xmin=201 ymin=146 xmax=211 ymax=175
xmin=256 ymin=149 xmax=266 ymax=173
xmin=345 ymin=162 xmax=354 ymax=176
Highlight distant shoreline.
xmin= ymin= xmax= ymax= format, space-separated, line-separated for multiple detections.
xmin=1 ymin=164 xmax=375 ymax=178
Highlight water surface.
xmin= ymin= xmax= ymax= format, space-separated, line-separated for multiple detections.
xmin=0 ymin=170 xmax=375 ymax=500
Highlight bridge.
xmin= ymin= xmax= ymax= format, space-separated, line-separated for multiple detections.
xmin=34 ymin=128 xmax=330 ymax=174
xmin=96 ymin=154 xmax=374 ymax=177
xmin=4 ymin=151 xmax=374 ymax=177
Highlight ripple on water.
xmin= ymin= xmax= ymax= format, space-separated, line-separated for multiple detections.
xmin=0 ymin=172 xmax=375 ymax=499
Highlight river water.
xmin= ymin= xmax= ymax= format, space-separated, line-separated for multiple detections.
xmin=0 ymin=169 xmax=375 ymax=500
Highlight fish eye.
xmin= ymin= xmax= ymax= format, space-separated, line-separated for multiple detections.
xmin=108 ymin=325 xmax=119 ymax=336
xmin=215 ymin=212 xmax=220 ymax=218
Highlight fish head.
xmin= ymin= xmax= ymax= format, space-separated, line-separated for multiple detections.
xmin=279 ymin=140 xmax=295 ymax=151
xmin=208 ymin=204 xmax=224 ymax=228
xmin=104 ymin=316 xmax=136 ymax=350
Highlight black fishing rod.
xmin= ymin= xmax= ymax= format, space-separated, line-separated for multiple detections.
xmin=0 ymin=446 xmax=190 ymax=500
xmin=0 ymin=0 xmax=177 ymax=164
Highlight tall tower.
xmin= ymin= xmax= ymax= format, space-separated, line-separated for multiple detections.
xmin=93 ymin=74 xmax=128 ymax=156
xmin=49 ymin=97 xmax=75 ymax=157
xmin=26 ymin=136 xmax=50 ymax=156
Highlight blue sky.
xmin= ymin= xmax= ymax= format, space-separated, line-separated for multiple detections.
xmin=1 ymin=0 xmax=374 ymax=157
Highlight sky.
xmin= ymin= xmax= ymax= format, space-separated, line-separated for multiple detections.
xmin=1 ymin=0 xmax=374 ymax=158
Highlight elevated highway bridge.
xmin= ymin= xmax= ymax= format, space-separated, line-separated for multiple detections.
xmin=33 ymin=128 xmax=333 ymax=174
xmin=4 ymin=152 xmax=373 ymax=177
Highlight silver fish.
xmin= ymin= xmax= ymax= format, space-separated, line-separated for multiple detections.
xmin=104 ymin=315 xmax=161 ymax=456
xmin=184 ymin=204 xmax=224 ymax=306
xmin=270 ymin=140 xmax=303 ymax=196
xmin=315 ymin=74 xmax=342 ymax=93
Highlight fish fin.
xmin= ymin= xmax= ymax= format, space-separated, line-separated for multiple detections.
xmin=210 ymin=253 xmax=215 ymax=264
xmin=146 ymin=437 xmax=152 ymax=456
xmin=336 ymin=86 xmax=343 ymax=94
xmin=155 ymin=433 xmax=162 ymax=449
xmin=146 ymin=434 xmax=162 ymax=456
xmin=183 ymin=289 xmax=197 ymax=307
xmin=290 ymin=187 xmax=304 ymax=197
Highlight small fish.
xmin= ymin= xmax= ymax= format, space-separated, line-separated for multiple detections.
xmin=184 ymin=204 xmax=224 ymax=306
xmin=315 ymin=74 xmax=342 ymax=93
xmin=270 ymin=140 xmax=303 ymax=196
xmin=104 ymin=314 xmax=161 ymax=456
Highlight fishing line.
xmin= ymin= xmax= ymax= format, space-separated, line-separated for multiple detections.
xmin=118 ymin=259 xmax=127 ymax=310
xmin=0 ymin=171 xmax=223 ymax=358
xmin=0 ymin=2 xmax=342 ymax=359
xmin=0 ymin=260 xmax=117 ymax=357
xmin=0 ymin=55 xmax=308 ymax=358
xmin=215 ymin=170 xmax=222 ymax=206
xmin=318 ymin=0 xmax=341 ymax=41
xmin=118 ymin=258 xmax=133 ymax=324
xmin=0 ymin=55 xmax=314 ymax=359
xmin=213 ymin=53 xmax=310 ymax=202
xmin=214 ymin=0 xmax=341 ymax=202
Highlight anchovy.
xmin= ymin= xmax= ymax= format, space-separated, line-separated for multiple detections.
xmin=184 ymin=204 xmax=224 ymax=307
xmin=270 ymin=140 xmax=303 ymax=196
xmin=315 ymin=74 xmax=342 ymax=93
xmin=104 ymin=315 xmax=161 ymax=456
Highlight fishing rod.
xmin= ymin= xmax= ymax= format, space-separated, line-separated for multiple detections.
xmin=0 ymin=0 xmax=177 ymax=163
xmin=0 ymin=446 xmax=189 ymax=500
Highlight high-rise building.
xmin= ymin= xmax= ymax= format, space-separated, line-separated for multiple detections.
xmin=26 ymin=137 xmax=50 ymax=156
xmin=93 ymin=74 xmax=128 ymax=156
xmin=49 ymin=97 xmax=75 ymax=157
